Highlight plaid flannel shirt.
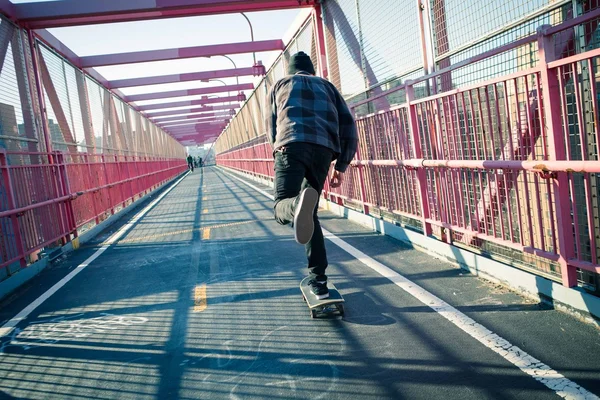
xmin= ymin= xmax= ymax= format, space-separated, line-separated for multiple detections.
xmin=265 ymin=72 xmax=358 ymax=172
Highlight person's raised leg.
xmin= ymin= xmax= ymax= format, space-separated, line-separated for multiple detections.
xmin=302 ymin=145 xmax=334 ymax=298
xmin=273 ymin=144 xmax=320 ymax=244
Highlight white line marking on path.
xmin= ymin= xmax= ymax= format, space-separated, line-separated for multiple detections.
xmin=0 ymin=172 xmax=190 ymax=340
xmin=220 ymin=167 xmax=598 ymax=400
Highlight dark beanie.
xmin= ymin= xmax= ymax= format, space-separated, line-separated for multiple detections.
xmin=288 ymin=51 xmax=315 ymax=75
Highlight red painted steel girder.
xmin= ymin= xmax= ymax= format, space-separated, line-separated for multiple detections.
xmin=161 ymin=118 xmax=230 ymax=128
xmin=127 ymin=83 xmax=253 ymax=102
xmin=167 ymin=122 xmax=227 ymax=132
xmin=7 ymin=0 xmax=316 ymax=29
xmin=154 ymin=111 xmax=232 ymax=124
xmin=147 ymin=104 xmax=237 ymax=118
xmin=80 ymin=40 xmax=284 ymax=68
xmin=169 ymin=129 xmax=225 ymax=137
xmin=138 ymin=94 xmax=245 ymax=111
xmin=109 ymin=66 xmax=265 ymax=88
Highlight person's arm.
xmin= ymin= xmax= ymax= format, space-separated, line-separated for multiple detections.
xmin=265 ymin=85 xmax=278 ymax=148
xmin=333 ymin=86 xmax=358 ymax=173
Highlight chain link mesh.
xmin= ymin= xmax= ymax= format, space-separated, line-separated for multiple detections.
xmin=0 ymin=17 xmax=40 ymax=153
xmin=37 ymin=42 xmax=184 ymax=158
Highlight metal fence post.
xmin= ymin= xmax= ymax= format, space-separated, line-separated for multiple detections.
xmin=55 ymin=151 xmax=76 ymax=243
xmin=406 ymin=81 xmax=432 ymax=236
xmin=101 ymin=153 xmax=115 ymax=215
xmin=83 ymin=153 xmax=100 ymax=224
xmin=0 ymin=151 xmax=27 ymax=269
xmin=537 ymin=25 xmax=577 ymax=287
xmin=354 ymin=143 xmax=370 ymax=215
xmin=115 ymin=154 xmax=126 ymax=207
xmin=313 ymin=3 xmax=329 ymax=80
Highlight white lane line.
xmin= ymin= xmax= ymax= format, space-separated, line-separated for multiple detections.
xmin=0 ymin=172 xmax=190 ymax=340
xmin=220 ymin=167 xmax=598 ymax=400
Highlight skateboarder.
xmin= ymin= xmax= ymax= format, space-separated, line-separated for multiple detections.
xmin=265 ymin=51 xmax=357 ymax=299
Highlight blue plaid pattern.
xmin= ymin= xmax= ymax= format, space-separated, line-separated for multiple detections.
xmin=266 ymin=72 xmax=358 ymax=172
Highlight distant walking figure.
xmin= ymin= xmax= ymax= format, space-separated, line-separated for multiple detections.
xmin=265 ymin=51 xmax=358 ymax=299
xmin=187 ymin=155 xmax=194 ymax=172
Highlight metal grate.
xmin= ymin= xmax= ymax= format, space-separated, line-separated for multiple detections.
xmin=431 ymin=0 xmax=570 ymax=59
xmin=323 ymin=0 xmax=366 ymax=97
xmin=38 ymin=42 xmax=184 ymax=159
xmin=0 ymin=18 xmax=36 ymax=153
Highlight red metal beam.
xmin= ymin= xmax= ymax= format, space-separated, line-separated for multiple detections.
xmin=127 ymin=83 xmax=253 ymax=102
xmin=155 ymin=112 xmax=231 ymax=124
xmin=80 ymin=40 xmax=284 ymax=68
xmin=169 ymin=127 xmax=224 ymax=139
xmin=9 ymin=0 xmax=315 ymax=29
xmin=0 ymin=0 xmax=15 ymax=18
xmin=180 ymin=136 xmax=218 ymax=142
xmin=147 ymin=104 xmax=237 ymax=118
xmin=35 ymin=29 xmax=81 ymax=67
xmin=138 ymin=94 xmax=244 ymax=111
xmin=167 ymin=122 xmax=227 ymax=132
xmin=161 ymin=118 xmax=230 ymax=128
xmin=109 ymin=67 xmax=263 ymax=88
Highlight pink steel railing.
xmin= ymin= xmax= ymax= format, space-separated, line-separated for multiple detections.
xmin=0 ymin=150 xmax=186 ymax=274
xmin=217 ymin=10 xmax=600 ymax=288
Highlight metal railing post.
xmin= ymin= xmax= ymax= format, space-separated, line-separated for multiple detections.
xmin=0 ymin=151 xmax=27 ymax=269
xmin=537 ymin=25 xmax=577 ymax=287
xmin=55 ymin=151 xmax=77 ymax=243
xmin=406 ymin=81 xmax=433 ymax=236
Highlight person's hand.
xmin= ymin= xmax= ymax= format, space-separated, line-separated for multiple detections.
xmin=330 ymin=170 xmax=343 ymax=188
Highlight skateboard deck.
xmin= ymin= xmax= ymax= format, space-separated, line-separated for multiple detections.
xmin=300 ymin=276 xmax=345 ymax=318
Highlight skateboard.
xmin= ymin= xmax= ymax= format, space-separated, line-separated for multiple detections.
xmin=300 ymin=276 xmax=345 ymax=318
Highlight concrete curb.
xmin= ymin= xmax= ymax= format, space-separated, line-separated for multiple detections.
xmin=218 ymin=166 xmax=600 ymax=324
xmin=0 ymin=172 xmax=187 ymax=302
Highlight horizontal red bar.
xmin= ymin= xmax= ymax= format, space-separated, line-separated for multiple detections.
xmin=138 ymin=95 xmax=241 ymax=111
xmin=154 ymin=111 xmax=231 ymax=124
xmin=80 ymin=40 xmax=284 ymax=68
xmin=147 ymin=104 xmax=237 ymax=118
xmin=128 ymin=83 xmax=253 ymax=102
xmin=347 ymin=159 xmax=600 ymax=173
xmin=110 ymin=67 xmax=261 ymax=88
xmin=15 ymin=1 xmax=315 ymax=29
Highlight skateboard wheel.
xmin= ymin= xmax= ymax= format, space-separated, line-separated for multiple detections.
xmin=310 ymin=309 xmax=317 ymax=318
xmin=337 ymin=304 xmax=345 ymax=316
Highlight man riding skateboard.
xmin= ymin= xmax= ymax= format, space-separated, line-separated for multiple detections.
xmin=266 ymin=52 xmax=358 ymax=300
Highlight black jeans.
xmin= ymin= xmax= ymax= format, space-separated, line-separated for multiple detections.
xmin=273 ymin=142 xmax=333 ymax=277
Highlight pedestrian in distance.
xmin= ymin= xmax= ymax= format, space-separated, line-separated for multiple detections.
xmin=265 ymin=51 xmax=358 ymax=299
xmin=187 ymin=154 xmax=194 ymax=172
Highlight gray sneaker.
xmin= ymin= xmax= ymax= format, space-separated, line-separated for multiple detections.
xmin=293 ymin=188 xmax=318 ymax=244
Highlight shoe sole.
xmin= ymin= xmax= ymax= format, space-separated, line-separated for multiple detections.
xmin=314 ymin=293 xmax=330 ymax=300
xmin=294 ymin=188 xmax=319 ymax=245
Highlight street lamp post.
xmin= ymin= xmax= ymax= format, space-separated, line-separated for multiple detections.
xmin=240 ymin=12 xmax=257 ymax=65
xmin=219 ymin=55 xmax=239 ymax=86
